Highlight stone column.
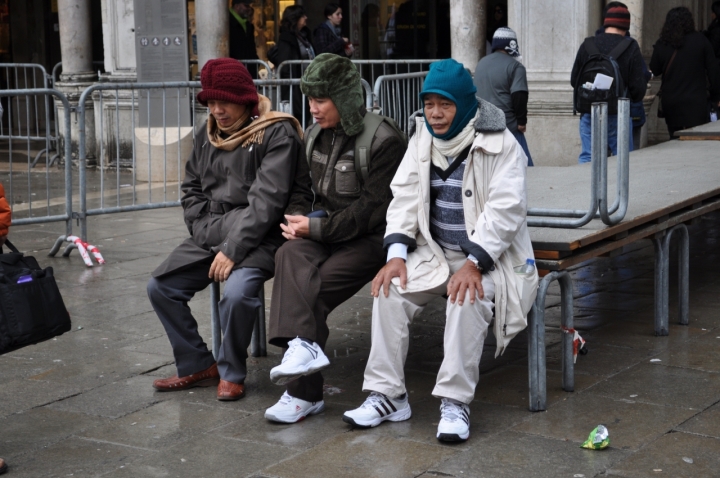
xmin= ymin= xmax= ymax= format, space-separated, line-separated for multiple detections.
xmin=55 ymin=0 xmax=97 ymax=163
xmin=449 ymin=0 xmax=486 ymax=70
xmin=196 ymin=0 xmax=229 ymax=72
xmin=623 ymin=0 xmax=644 ymax=49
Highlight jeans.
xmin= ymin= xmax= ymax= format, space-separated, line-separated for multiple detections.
xmin=578 ymin=113 xmax=633 ymax=164
xmin=511 ymin=129 xmax=534 ymax=167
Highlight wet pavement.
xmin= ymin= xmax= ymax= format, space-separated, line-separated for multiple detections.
xmin=1 ymin=207 xmax=720 ymax=477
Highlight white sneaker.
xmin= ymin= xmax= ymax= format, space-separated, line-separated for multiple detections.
xmin=436 ymin=398 xmax=470 ymax=442
xmin=270 ymin=337 xmax=330 ymax=386
xmin=264 ymin=391 xmax=325 ymax=423
xmin=342 ymin=392 xmax=412 ymax=428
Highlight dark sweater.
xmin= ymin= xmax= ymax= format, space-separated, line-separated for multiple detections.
xmin=570 ymin=33 xmax=647 ymax=106
xmin=650 ymin=31 xmax=720 ymax=132
xmin=313 ymin=22 xmax=348 ymax=57
xmin=229 ymin=13 xmax=259 ymax=78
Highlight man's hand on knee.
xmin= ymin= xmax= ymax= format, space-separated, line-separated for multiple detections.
xmin=209 ymin=251 xmax=235 ymax=282
xmin=447 ymin=260 xmax=483 ymax=306
xmin=372 ymin=258 xmax=407 ymax=298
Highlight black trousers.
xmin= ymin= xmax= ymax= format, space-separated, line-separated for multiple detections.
xmin=268 ymin=235 xmax=385 ymax=401
xmin=147 ymin=261 xmax=265 ymax=384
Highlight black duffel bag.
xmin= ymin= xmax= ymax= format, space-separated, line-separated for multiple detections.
xmin=0 ymin=239 xmax=71 ymax=355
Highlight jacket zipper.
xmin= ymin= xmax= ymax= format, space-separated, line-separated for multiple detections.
xmin=318 ymin=129 xmax=337 ymax=198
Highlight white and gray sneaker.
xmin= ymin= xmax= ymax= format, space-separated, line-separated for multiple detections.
xmin=270 ymin=337 xmax=330 ymax=386
xmin=342 ymin=392 xmax=412 ymax=428
xmin=265 ymin=391 xmax=326 ymax=423
xmin=436 ymin=398 xmax=470 ymax=442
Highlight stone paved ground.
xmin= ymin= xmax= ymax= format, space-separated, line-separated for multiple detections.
xmin=1 ymin=207 xmax=720 ymax=477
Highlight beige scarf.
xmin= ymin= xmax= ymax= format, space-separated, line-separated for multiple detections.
xmin=207 ymin=94 xmax=303 ymax=151
xmin=430 ymin=110 xmax=480 ymax=170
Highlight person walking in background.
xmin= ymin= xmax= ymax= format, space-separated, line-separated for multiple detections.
xmin=229 ymin=0 xmax=260 ymax=78
xmin=704 ymin=1 xmax=720 ymax=65
xmin=269 ymin=5 xmax=315 ymax=125
xmin=650 ymin=7 xmax=720 ymax=139
xmin=570 ymin=4 xmax=646 ymax=163
xmin=474 ymin=27 xmax=533 ymax=166
xmin=314 ymin=3 xmax=354 ymax=57
xmin=597 ymin=2 xmax=653 ymax=149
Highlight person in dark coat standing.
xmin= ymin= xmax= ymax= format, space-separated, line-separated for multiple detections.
xmin=0 ymin=182 xmax=9 ymax=476
xmin=650 ymin=6 xmax=720 ymax=139
xmin=313 ymin=3 xmax=353 ymax=57
xmin=704 ymin=1 xmax=720 ymax=65
xmin=263 ymin=54 xmax=406 ymax=424
xmin=147 ymin=59 xmax=309 ymax=402
xmin=570 ymin=5 xmax=646 ymax=163
xmin=229 ymin=0 xmax=260 ymax=78
xmin=271 ymin=5 xmax=315 ymax=125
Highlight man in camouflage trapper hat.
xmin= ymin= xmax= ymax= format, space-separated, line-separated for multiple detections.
xmin=263 ymin=53 xmax=407 ymax=424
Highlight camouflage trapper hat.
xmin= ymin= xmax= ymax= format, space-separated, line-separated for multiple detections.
xmin=300 ymin=53 xmax=364 ymax=136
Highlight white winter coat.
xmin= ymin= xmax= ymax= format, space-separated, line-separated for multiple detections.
xmin=385 ymin=101 xmax=538 ymax=356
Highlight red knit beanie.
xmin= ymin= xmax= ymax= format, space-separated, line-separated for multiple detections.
xmin=604 ymin=6 xmax=631 ymax=31
xmin=197 ymin=58 xmax=259 ymax=117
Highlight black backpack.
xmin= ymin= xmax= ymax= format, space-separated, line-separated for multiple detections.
xmin=574 ymin=36 xmax=632 ymax=115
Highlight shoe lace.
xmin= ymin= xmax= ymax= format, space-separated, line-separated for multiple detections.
xmin=361 ymin=392 xmax=387 ymax=409
xmin=278 ymin=391 xmax=293 ymax=405
xmin=281 ymin=338 xmax=302 ymax=364
xmin=440 ymin=399 xmax=466 ymax=423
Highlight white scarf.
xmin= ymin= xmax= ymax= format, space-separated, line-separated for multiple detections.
xmin=430 ymin=110 xmax=479 ymax=170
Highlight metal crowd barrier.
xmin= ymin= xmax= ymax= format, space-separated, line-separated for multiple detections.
xmin=527 ymin=99 xmax=630 ymax=228
xmin=72 ymin=77 xmax=373 ymax=243
xmin=275 ymin=59 xmax=436 ymax=90
xmin=0 ymin=63 xmax=60 ymax=169
xmin=373 ymin=71 xmax=428 ymax=136
xmin=0 ymin=88 xmax=73 ymax=253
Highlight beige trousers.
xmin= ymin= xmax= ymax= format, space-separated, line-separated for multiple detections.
xmin=362 ymin=249 xmax=495 ymax=405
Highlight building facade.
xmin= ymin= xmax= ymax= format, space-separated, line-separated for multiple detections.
xmin=6 ymin=0 xmax=713 ymax=166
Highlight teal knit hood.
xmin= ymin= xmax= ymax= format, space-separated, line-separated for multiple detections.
xmin=420 ymin=59 xmax=477 ymax=140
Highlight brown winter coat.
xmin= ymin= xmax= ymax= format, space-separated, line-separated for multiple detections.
xmin=285 ymin=114 xmax=407 ymax=243
xmin=0 ymin=183 xmax=10 ymax=236
xmin=152 ymin=119 xmax=311 ymax=279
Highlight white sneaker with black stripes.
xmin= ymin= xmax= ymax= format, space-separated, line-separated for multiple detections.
xmin=436 ymin=398 xmax=470 ymax=442
xmin=342 ymin=391 xmax=412 ymax=428
xmin=270 ymin=337 xmax=330 ymax=386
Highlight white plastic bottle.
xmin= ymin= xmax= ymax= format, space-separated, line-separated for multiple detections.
xmin=514 ymin=258 xmax=535 ymax=274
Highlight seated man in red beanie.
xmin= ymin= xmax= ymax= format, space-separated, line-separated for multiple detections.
xmin=147 ymin=58 xmax=310 ymax=401
xmin=263 ymin=53 xmax=406 ymax=424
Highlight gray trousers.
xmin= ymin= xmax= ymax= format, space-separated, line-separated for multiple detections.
xmin=147 ymin=261 xmax=265 ymax=384
xmin=362 ymin=249 xmax=495 ymax=404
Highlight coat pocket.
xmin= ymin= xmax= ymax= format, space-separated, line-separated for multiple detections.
xmin=334 ymin=159 xmax=360 ymax=196
xmin=513 ymin=267 xmax=538 ymax=316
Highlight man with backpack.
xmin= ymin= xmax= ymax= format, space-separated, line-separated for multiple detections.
xmin=571 ymin=4 xmax=647 ymax=163
xmin=264 ymin=53 xmax=406 ymax=424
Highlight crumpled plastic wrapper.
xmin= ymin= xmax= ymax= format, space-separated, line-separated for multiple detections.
xmin=580 ymin=424 xmax=609 ymax=450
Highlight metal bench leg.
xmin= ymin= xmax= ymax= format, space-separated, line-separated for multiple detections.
xmin=528 ymin=271 xmax=574 ymax=412
xmin=558 ymin=272 xmax=575 ymax=393
xmin=210 ymin=281 xmax=221 ymax=360
xmin=663 ymin=224 xmax=690 ymax=326
xmin=250 ymin=286 xmax=267 ymax=357
xmin=652 ymin=233 xmax=669 ymax=336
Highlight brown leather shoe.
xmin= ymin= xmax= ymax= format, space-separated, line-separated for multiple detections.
xmin=0 ymin=457 xmax=7 ymax=475
xmin=217 ymin=379 xmax=245 ymax=401
xmin=152 ymin=363 xmax=219 ymax=391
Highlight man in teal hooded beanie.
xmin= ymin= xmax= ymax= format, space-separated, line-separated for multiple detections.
xmin=343 ymin=59 xmax=538 ymax=443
